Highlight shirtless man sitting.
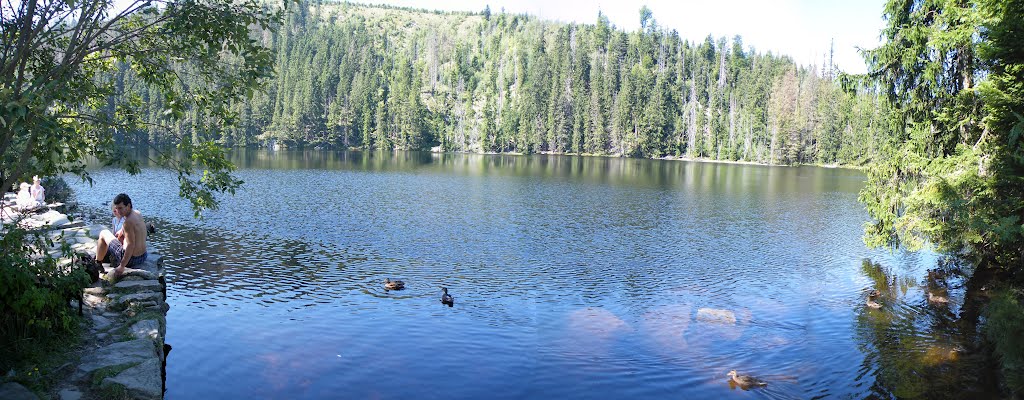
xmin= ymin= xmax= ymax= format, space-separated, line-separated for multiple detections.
xmin=96 ymin=193 xmax=148 ymax=278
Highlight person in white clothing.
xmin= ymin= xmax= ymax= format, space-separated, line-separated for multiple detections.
xmin=15 ymin=182 xmax=34 ymax=210
xmin=30 ymin=176 xmax=45 ymax=205
xmin=112 ymin=204 xmax=126 ymax=239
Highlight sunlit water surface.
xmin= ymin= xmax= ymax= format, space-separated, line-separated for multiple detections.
xmin=67 ymin=150 xmax=989 ymax=399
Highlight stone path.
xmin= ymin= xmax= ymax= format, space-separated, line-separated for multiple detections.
xmin=1 ymin=206 xmax=169 ymax=400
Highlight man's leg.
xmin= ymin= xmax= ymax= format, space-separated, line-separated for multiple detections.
xmin=96 ymin=229 xmax=115 ymax=262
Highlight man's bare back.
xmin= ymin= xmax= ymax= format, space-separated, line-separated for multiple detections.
xmin=121 ymin=209 xmax=147 ymax=258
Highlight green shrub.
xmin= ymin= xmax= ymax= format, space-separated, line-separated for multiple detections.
xmin=984 ymin=287 xmax=1024 ymax=395
xmin=40 ymin=176 xmax=74 ymax=205
xmin=0 ymin=226 xmax=89 ymax=372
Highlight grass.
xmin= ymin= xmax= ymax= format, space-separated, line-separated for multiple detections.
xmin=0 ymin=319 xmax=85 ymax=397
xmin=96 ymin=382 xmax=131 ymax=400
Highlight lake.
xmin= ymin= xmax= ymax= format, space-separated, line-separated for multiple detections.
xmin=66 ymin=150 xmax=987 ymax=399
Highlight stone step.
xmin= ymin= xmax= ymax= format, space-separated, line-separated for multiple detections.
xmin=113 ymin=279 xmax=163 ymax=293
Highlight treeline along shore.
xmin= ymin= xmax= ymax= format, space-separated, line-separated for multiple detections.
xmin=108 ymin=2 xmax=890 ymax=167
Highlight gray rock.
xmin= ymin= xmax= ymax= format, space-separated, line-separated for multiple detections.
xmin=100 ymin=358 xmax=162 ymax=400
xmin=90 ymin=314 xmax=112 ymax=331
xmin=133 ymin=256 xmax=164 ymax=276
xmin=58 ymin=388 xmax=82 ymax=400
xmin=130 ymin=320 xmax=161 ymax=340
xmin=109 ymin=292 xmax=163 ymax=310
xmin=116 ymin=268 xmax=158 ymax=281
xmin=0 ymin=382 xmax=37 ymax=400
xmin=76 ymin=339 xmax=158 ymax=376
xmin=87 ymin=224 xmax=108 ymax=239
xmin=114 ymin=279 xmax=163 ymax=293
xmin=83 ymin=286 xmax=106 ymax=296
xmin=82 ymin=294 xmax=107 ymax=312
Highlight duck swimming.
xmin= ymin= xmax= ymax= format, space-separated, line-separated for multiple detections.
xmin=866 ymin=297 xmax=882 ymax=309
xmin=440 ymin=287 xmax=454 ymax=306
xmin=727 ymin=370 xmax=767 ymax=389
xmin=384 ymin=278 xmax=405 ymax=290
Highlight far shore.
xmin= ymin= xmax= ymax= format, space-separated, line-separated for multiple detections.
xmin=263 ymin=144 xmax=867 ymax=171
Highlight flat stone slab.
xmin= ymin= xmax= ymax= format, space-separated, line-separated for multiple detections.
xmin=114 ymin=279 xmax=163 ymax=293
xmin=90 ymin=314 xmax=112 ymax=331
xmin=110 ymin=291 xmax=162 ymax=304
xmin=76 ymin=339 xmax=158 ymax=376
xmin=0 ymin=382 xmax=37 ymax=400
xmin=87 ymin=224 xmax=108 ymax=239
xmin=101 ymin=358 xmax=162 ymax=400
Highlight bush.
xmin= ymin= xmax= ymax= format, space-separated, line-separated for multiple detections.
xmin=984 ymin=287 xmax=1024 ymax=396
xmin=41 ymin=176 xmax=73 ymax=205
xmin=0 ymin=226 xmax=89 ymax=372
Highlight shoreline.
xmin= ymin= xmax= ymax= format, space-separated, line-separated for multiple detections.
xmin=267 ymin=145 xmax=867 ymax=171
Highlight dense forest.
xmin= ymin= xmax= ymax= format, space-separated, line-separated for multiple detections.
xmin=109 ymin=1 xmax=889 ymax=166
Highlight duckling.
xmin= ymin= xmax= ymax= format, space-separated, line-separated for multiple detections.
xmin=384 ymin=278 xmax=405 ymax=290
xmin=727 ymin=370 xmax=768 ymax=388
xmin=440 ymin=287 xmax=454 ymax=306
xmin=928 ymin=291 xmax=949 ymax=304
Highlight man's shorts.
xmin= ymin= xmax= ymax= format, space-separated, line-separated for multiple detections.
xmin=107 ymin=238 xmax=147 ymax=268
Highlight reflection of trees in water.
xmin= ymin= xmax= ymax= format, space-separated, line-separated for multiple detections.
xmin=856 ymin=258 xmax=1000 ymax=398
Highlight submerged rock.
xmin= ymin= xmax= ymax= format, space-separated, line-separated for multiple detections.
xmin=696 ymin=308 xmax=737 ymax=325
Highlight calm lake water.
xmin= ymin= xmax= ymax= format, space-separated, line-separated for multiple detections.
xmin=66 ymin=150 xmax=990 ymax=399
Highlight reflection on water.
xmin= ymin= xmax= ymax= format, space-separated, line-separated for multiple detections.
xmin=67 ymin=150 xmax=994 ymax=399
xmin=855 ymin=259 xmax=998 ymax=398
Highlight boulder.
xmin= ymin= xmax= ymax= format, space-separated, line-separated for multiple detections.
xmin=76 ymin=339 xmax=158 ymax=376
xmin=100 ymin=358 xmax=162 ymax=400
xmin=696 ymin=308 xmax=737 ymax=325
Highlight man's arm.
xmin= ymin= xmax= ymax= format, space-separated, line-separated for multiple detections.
xmin=118 ymin=221 xmax=135 ymax=270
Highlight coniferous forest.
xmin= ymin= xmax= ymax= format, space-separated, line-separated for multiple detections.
xmin=112 ymin=1 xmax=890 ymax=166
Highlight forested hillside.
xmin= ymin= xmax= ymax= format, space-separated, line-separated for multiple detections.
xmin=113 ymin=1 xmax=889 ymax=165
